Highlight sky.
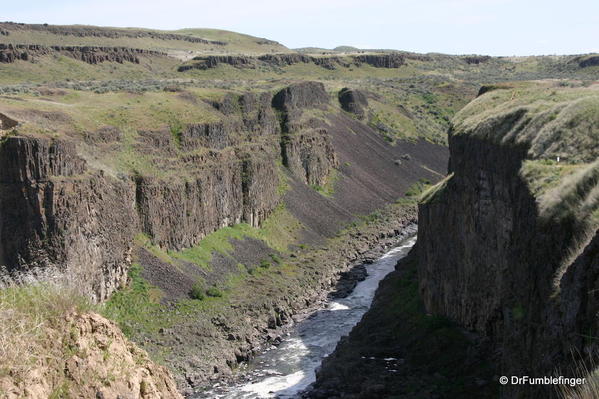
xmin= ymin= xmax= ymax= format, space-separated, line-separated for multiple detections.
xmin=4 ymin=0 xmax=599 ymax=56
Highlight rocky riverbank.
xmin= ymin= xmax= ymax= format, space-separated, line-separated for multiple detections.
xmin=141 ymin=203 xmax=419 ymax=394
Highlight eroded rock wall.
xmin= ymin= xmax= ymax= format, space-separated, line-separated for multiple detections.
xmin=0 ymin=43 xmax=166 ymax=64
xmin=0 ymin=312 xmax=183 ymax=399
xmin=273 ymin=82 xmax=339 ymax=185
xmin=0 ymin=136 xmax=136 ymax=301
xmin=417 ymin=125 xmax=599 ymax=397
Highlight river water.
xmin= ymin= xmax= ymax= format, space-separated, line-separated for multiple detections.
xmin=195 ymin=236 xmax=416 ymax=399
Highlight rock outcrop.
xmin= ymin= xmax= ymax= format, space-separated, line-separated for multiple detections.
xmin=177 ymin=55 xmax=255 ymax=71
xmin=0 ymin=136 xmax=137 ymax=302
xmin=463 ymin=55 xmax=491 ymax=64
xmin=0 ymin=43 xmax=166 ymax=64
xmin=272 ymin=81 xmax=330 ymax=111
xmin=0 ymin=112 xmax=18 ymax=130
xmin=258 ymin=53 xmax=350 ymax=70
xmin=0 ymin=81 xmax=343 ymax=300
xmin=353 ymin=53 xmax=405 ymax=68
xmin=0 ymin=312 xmax=182 ymax=399
xmin=417 ymin=82 xmax=599 ymax=397
xmin=134 ymin=149 xmax=279 ymax=250
xmin=177 ymin=52 xmax=407 ymax=72
xmin=273 ymin=82 xmax=338 ymax=185
xmin=578 ymin=55 xmax=599 ymax=68
xmin=338 ymin=87 xmax=368 ymax=119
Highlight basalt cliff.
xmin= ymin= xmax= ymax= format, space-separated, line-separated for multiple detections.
xmin=311 ymin=81 xmax=599 ymax=398
xmin=418 ymin=81 xmax=599 ymax=398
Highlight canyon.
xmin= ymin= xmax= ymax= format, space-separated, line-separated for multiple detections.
xmin=0 ymin=21 xmax=598 ymax=399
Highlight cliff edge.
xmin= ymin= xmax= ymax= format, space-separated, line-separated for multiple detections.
xmin=418 ymin=80 xmax=599 ymax=397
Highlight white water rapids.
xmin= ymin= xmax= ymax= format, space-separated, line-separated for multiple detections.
xmin=194 ymin=236 xmax=416 ymax=399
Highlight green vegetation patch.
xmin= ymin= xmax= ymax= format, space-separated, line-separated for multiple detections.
xmin=453 ymin=81 xmax=599 ymax=163
xmin=420 ymin=173 xmax=453 ymax=205
xmin=169 ymin=204 xmax=303 ymax=271
xmin=538 ymin=160 xmax=599 ymax=226
xmin=172 ymin=224 xmax=258 ymax=270
xmin=311 ymin=169 xmax=340 ymax=198
xmin=520 ymin=159 xmax=584 ymax=197
xmin=102 ymin=263 xmax=169 ymax=337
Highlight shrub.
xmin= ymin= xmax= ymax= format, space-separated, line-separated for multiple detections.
xmin=260 ymin=259 xmax=272 ymax=269
xmin=269 ymin=253 xmax=282 ymax=265
xmin=189 ymin=281 xmax=205 ymax=300
xmin=206 ymin=286 xmax=223 ymax=298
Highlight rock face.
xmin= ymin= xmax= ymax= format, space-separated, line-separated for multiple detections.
xmin=177 ymin=52 xmax=407 ymax=71
xmin=177 ymin=55 xmax=255 ymax=71
xmin=0 ymin=43 xmax=166 ymax=64
xmin=353 ymin=53 xmax=405 ymax=68
xmin=417 ymin=83 xmax=599 ymax=397
xmin=0 ymin=312 xmax=182 ymax=399
xmin=0 ymin=136 xmax=137 ymax=302
xmin=273 ymin=82 xmax=338 ymax=185
xmin=463 ymin=55 xmax=491 ymax=64
xmin=272 ymin=81 xmax=330 ymax=111
xmin=258 ymin=53 xmax=350 ymax=70
xmin=0 ymin=112 xmax=18 ymax=130
xmin=338 ymin=87 xmax=368 ymax=119
xmin=579 ymin=55 xmax=599 ymax=68
xmin=134 ymin=149 xmax=279 ymax=250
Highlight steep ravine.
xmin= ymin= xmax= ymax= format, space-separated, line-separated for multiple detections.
xmin=311 ymin=81 xmax=599 ymax=398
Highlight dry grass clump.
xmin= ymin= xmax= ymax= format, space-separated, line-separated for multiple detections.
xmin=539 ymin=160 xmax=599 ymax=224
xmin=0 ymin=267 xmax=92 ymax=380
xmin=558 ymin=356 xmax=599 ymax=399
xmin=536 ymin=161 xmax=599 ymax=294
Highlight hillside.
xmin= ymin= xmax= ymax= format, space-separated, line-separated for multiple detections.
xmin=0 ymin=22 xmax=289 ymax=57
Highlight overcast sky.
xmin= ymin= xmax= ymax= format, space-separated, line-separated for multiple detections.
xmin=4 ymin=0 xmax=598 ymax=56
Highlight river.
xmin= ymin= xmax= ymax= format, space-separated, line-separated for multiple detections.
xmin=194 ymin=236 xmax=416 ymax=399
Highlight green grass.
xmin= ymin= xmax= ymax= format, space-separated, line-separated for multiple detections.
xmin=101 ymin=264 xmax=168 ymax=337
xmin=206 ymin=286 xmax=224 ymax=298
xmin=396 ymin=178 xmax=435 ymax=206
xmin=138 ymin=204 xmax=302 ymax=274
xmin=539 ymin=160 xmax=599 ymax=225
xmin=172 ymin=224 xmax=259 ymax=270
xmin=311 ymin=169 xmax=339 ymax=197
xmin=190 ymin=280 xmax=206 ymax=300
